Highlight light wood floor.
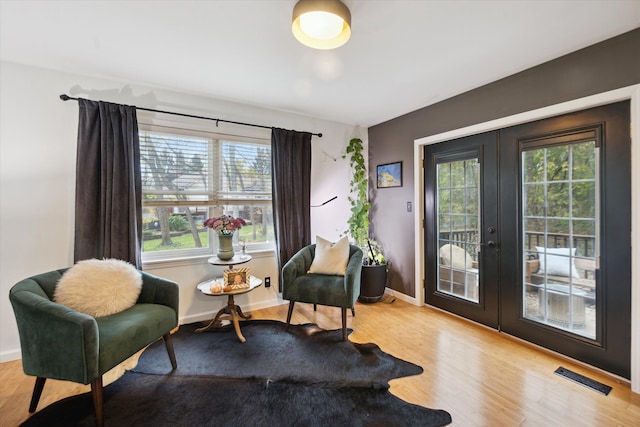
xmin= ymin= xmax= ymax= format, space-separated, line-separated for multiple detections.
xmin=1 ymin=298 xmax=639 ymax=426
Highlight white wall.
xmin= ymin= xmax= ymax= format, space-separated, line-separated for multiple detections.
xmin=0 ymin=60 xmax=364 ymax=362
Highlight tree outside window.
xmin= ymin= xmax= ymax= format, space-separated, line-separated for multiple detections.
xmin=139 ymin=129 xmax=274 ymax=260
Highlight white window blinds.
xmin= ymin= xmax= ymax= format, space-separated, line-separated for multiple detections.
xmin=140 ymin=130 xmax=271 ymax=206
xmin=219 ymin=140 xmax=271 ymax=202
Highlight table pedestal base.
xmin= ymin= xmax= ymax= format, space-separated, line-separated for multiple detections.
xmin=195 ymin=294 xmax=252 ymax=343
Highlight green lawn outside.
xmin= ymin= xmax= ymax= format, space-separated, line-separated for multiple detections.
xmin=143 ymin=228 xmax=274 ymax=252
xmin=143 ymin=231 xmax=209 ymax=252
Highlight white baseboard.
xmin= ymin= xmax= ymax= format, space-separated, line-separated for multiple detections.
xmin=179 ymin=298 xmax=288 ymax=326
xmin=384 ymin=288 xmax=420 ymax=306
xmin=0 ymin=349 xmax=21 ymax=363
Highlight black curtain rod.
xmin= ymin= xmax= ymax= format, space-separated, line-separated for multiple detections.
xmin=311 ymin=196 xmax=337 ymax=207
xmin=59 ymin=94 xmax=322 ymax=137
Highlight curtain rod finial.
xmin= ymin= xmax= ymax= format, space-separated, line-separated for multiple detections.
xmin=60 ymin=94 xmax=71 ymax=101
xmin=311 ymin=195 xmax=337 ymax=207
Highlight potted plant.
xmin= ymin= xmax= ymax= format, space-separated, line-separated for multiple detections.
xmin=360 ymin=239 xmax=388 ymax=302
xmin=343 ymin=137 xmax=388 ymax=303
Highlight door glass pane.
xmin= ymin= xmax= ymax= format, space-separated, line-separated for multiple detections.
xmin=522 ymin=141 xmax=598 ymax=339
xmin=437 ymin=158 xmax=480 ymax=303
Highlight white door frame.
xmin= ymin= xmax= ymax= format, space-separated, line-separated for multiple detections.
xmin=413 ymin=84 xmax=640 ymax=393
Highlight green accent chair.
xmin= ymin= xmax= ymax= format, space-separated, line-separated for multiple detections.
xmin=9 ymin=269 xmax=179 ymax=427
xmin=282 ymin=244 xmax=363 ymax=341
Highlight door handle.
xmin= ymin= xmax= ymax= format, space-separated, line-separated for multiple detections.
xmin=480 ymin=241 xmax=496 ymax=248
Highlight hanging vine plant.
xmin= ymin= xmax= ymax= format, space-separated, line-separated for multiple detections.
xmin=344 ymin=138 xmax=388 ymax=302
xmin=343 ymin=137 xmax=370 ymax=247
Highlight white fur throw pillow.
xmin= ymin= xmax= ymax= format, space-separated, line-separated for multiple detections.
xmin=54 ymin=258 xmax=142 ymax=317
xmin=308 ymin=236 xmax=350 ymax=276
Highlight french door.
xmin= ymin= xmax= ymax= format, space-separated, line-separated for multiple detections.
xmin=424 ymin=132 xmax=499 ymax=328
xmin=424 ymin=101 xmax=631 ymax=378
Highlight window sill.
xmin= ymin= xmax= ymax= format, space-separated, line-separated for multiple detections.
xmin=142 ymin=249 xmax=276 ymax=270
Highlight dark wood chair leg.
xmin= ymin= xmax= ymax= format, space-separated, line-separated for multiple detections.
xmin=351 ymin=307 xmax=355 ymax=317
xmin=29 ymin=377 xmax=46 ymax=413
xmin=286 ymin=301 xmax=295 ymax=330
xmin=314 ymin=304 xmax=317 ymax=311
xmin=341 ymin=307 xmax=347 ymax=341
xmin=163 ymin=333 xmax=177 ymax=370
xmin=91 ymin=376 xmax=104 ymax=427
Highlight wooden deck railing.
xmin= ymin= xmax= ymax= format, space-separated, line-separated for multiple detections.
xmin=439 ymin=230 xmax=595 ymax=258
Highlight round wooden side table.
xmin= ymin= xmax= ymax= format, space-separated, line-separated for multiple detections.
xmin=196 ymin=253 xmax=259 ymax=343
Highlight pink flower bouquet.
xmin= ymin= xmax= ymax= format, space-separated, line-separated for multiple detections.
xmin=204 ymin=215 xmax=246 ymax=235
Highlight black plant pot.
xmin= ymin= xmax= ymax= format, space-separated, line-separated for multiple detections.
xmin=358 ymin=264 xmax=388 ymax=303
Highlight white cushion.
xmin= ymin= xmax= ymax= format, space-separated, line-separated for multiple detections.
xmin=308 ymin=236 xmax=350 ymax=276
xmin=536 ymin=247 xmax=580 ymax=278
xmin=54 ymin=258 xmax=143 ymax=317
xmin=440 ymin=244 xmax=474 ymax=269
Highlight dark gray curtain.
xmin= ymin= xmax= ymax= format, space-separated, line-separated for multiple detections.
xmin=74 ymin=99 xmax=142 ymax=268
xmin=271 ymin=128 xmax=312 ymax=287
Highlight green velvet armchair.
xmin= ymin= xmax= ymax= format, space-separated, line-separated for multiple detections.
xmin=282 ymin=244 xmax=363 ymax=341
xmin=9 ymin=268 xmax=179 ymax=427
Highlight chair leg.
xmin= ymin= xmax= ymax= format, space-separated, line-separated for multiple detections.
xmin=286 ymin=301 xmax=295 ymax=330
xmin=351 ymin=307 xmax=355 ymax=317
xmin=163 ymin=333 xmax=177 ymax=370
xmin=341 ymin=307 xmax=347 ymax=341
xmin=314 ymin=304 xmax=317 ymax=311
xmin=91 ymin=376 xmax=104 ymax=427
xmin=29 ymin=377 xmax=46 ymax=413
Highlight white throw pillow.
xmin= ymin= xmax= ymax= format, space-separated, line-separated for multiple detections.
xmin=54 ymin=258 xmax=143 ymax=317
xmin=440 ymin=244 xmax=474 ymax=269
xmin=307 ymin=236 xmax=350 ymax=276
xmin=536 ymin=247 xmax=580 ymax=278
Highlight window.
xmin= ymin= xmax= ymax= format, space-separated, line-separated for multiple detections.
xmin=436 ymin=157 xmax=480 ymax=303
xmin=522 ymin=141 xmax=598 ymax=338
xmin=139 ymin=126 xmax=274 ymax=261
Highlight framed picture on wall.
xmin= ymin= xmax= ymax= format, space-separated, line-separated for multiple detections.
xmin=377 ymin=161 xmax=403 ymax=188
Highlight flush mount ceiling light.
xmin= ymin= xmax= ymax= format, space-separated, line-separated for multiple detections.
xmin=292 ymin=0 xmax=351 ymax=50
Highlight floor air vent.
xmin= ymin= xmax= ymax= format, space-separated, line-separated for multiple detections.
xmin=554 ymin=366 xmax=612 ymax=395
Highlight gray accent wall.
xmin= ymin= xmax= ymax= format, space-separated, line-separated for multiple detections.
xmin=368 ymin=28 xmax=640 ymax=298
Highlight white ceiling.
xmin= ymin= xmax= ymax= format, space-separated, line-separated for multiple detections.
xmin=1 ymin=1 xmax=639 ymax=128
